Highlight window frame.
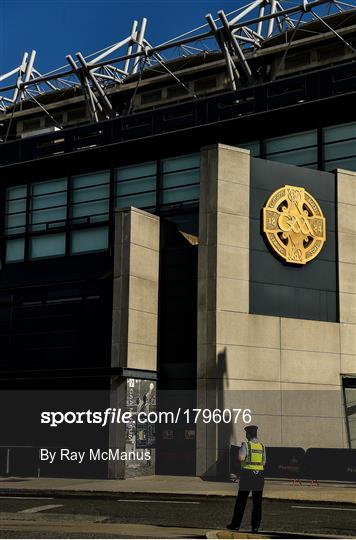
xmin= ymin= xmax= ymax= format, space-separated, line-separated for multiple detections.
xmin=1 ymin=152 xmax=201 ymax=264
xmin=322 ymin=121 xmax=356 ymax=172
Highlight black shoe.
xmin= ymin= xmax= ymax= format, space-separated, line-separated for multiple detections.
xmin=226 ymin=524 xmax=240 ymax=531
xmin=251 ymin=528 xmax=259 ymax=533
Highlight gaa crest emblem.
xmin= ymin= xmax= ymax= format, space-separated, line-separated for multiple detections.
xmin=262 ymin=185 xmax=326 ymax=265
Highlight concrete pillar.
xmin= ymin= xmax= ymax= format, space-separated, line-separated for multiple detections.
xmin=197 ymin=144 xmax=251 ymax=477
xmin=337 ymin=169 xmax=356 ymax=448
xmin=337 ymin=170 xmax=356 ymax=372
xmin=112 ymin=207 xmax=160 ymax=370
xmin=109 ymin=207 xmax=160 ymax=478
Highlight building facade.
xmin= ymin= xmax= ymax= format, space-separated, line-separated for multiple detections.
xmin=0 ymin=5 xmax=355 ymax=478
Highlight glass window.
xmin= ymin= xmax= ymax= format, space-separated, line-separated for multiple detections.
xmin=162 ymin=154 xmax=199 ymax=174
xmin=161 ymin=184 xmax=200 ymax=204
xmin=323 ymin=157 xmax=356 ymax=172
xmin=6 ymin=238 xmax=25 ymax=263
xmin=71 ymin=227 xmax=109 ymax=255
xmin=115 ymin=162 xmax=156 ymax=210
xmin=324 ymin=140 xmax=356 ymax=161
xmin=324 ymin=122 xmax=356 ymax=143
xmin=344 ymin=381 xmax=356 ymax=449
xmin=71 ymin=171 xmax=110 ymax=223
xmin=30 ymin=233 xmax=66 ymax=259
xmin=323 ymin=122 xmax=356 ymax=173
xmin=265 ymin=130 xmax=317 ymax=167
xmin=2 ymin=154 xmax=202 ymax=264
xmin=5 ymin=185 xmax=27 ymax=236
xmin=266 ymin=130 xmax=317 ymax=153
xmin=267 ymin=148 xmax=317 ymax=166
xmin=161 ymin=154 xmax=200 ymax=205
xmin=30 ymin=179 xmax=67 ymax=232
xmin=237 ymin=141 xmax=260 ymax=157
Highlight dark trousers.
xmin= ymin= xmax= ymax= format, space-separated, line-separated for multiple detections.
xmin=231 ymin=470 xmax=264 ymax=530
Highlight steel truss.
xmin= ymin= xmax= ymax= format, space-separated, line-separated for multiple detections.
xmin=0 ymin=0 xmax=355 ymax=126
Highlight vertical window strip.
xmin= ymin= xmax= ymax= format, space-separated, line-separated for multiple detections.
xmin=115 ymin=161 xmax=157 ymax=211
xmin=29 ymin=233 xmax=66 ymax=260
xmin=323 ymin=122 xmax=356 ymax=172
xmin=71 ymin=170 xmax=110 ymax=224
xmin=71 ymin=227 xmax=109 ymax=255
xmin=5 ymin=185 xmax=27 ymax=263
xmin=236 ymin=141 xmax=260 ymax=157
xmin=5 ymin=185 xmax=27 ymax=236
xmin=160 ymin=154 xmax=200 ymax=207
xmin=265 ymin=130 xmax=318 ymax=168
xmin=29 ymin=178 xmax=68 ymax=259
xmin=30 ymin=178 xmax=67 ymax=232
xmin=6 ymin=238 xmax=25 ymax=263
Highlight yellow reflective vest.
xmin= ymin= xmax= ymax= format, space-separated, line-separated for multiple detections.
xmin=241 ymin=441 xmax=265 ymax=471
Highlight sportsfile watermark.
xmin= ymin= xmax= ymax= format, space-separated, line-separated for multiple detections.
xmin=41 ymin=408 xmax=253 ymax=427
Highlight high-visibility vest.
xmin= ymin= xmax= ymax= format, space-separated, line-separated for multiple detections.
xmin=241 ymin=441 xmax=264 ymax=471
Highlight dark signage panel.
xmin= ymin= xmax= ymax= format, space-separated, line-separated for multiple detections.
xmin=250 ymin=158 xmax=337 ymax=322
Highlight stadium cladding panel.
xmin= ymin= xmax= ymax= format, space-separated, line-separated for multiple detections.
xmin=0 ymin=0 xmax=355 ymax=479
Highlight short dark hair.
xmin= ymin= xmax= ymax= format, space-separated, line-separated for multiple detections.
xmin=245 ymin=425 xmax=258 ymax=438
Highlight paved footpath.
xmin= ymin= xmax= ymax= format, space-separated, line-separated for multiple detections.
xmin=0 ymin=476 xmax=354 ymax=505
xmin=206 ymin=531 xmax=351 ymax=539
xmin=0 ymin=512 xmax=208 ymax=539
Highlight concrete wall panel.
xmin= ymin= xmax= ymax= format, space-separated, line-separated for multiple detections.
xmin=337 ymin=169 xmax=356 ymax=206
xmin=281 ymin=417 xmax=345 ymax=449
xmin=281 ymin=382 xmax=343 ymax=418
xmin=217 ymin=312 xmax=280 ymax=349
xmin=340 ymin=323 xmax=356 ymax=355
xmin=281 ymin=350 xmax=340 ymax=385
xmin=341 ymin=354 xmax=356 ymax=374
xmin=197 ymin=146 xmax=355 ymax=477
xmin=217 ymin=345 xmax=281 ymax=382
xmin=281 ymin=318 xmax=340 ymax=353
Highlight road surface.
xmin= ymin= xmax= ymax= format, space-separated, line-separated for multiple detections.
xmin=0 ymin=494 xmax=353 ymax=538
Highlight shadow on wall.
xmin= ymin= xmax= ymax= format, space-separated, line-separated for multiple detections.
xmin=217 ymin=348 xmax=232 ymax=478
xmin=202 ymin=347 xmax=233 ymax=480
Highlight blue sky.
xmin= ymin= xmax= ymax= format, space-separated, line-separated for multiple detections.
xmin=0 ymin=0 xmax=350 ymax=77
xmin=1 ymin=1 xmax=249 ymax=75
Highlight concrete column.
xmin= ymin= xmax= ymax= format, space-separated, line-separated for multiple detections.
xmin=337 ymin=169 xmax=356 ymax=376
xmin=197 ymin=144 xmax=251 ymax=477
xmin=111 ymin=207 xmax=160 ymax=370
xmin=109 ymin=207 xmax=160 ymax=478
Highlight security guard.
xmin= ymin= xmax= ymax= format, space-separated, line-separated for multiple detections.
xmin=227 ymin=425 xmax=266 ymax=533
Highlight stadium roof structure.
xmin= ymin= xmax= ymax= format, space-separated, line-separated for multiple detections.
xmin=0 ymin=0 xmax=355 ymax=130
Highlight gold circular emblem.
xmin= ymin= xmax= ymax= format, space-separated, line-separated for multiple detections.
xmin=262 ymin=185 xmax=326 ymax=265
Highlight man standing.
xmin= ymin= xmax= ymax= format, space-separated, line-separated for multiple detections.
xmin=227 ymin=425 xmax=266 ymax=533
